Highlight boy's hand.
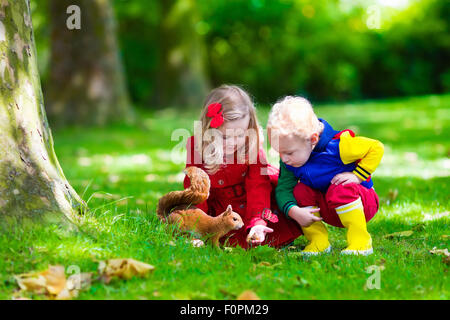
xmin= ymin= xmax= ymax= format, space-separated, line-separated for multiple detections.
xmin=247 ymin=225 xmax=274 ymax=245
xmin=288 ymin=206 xmax=322 ymax=228
xmin=331 ymin=172 xmax=363 ymax=185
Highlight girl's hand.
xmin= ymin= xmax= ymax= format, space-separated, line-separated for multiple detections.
xmin=288 ymin=206 xmax=322 ymax=228
xmin=246 ymin=225 xmax=274 ymax=245
xmin=331 ymin=172 xmax=364 ymax=185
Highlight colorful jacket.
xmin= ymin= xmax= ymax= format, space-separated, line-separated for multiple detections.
xmin=275 ymin=119 xmax=384 ymax=218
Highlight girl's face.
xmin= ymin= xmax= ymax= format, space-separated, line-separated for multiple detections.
xmin=218 ymin=115 xmax=250 ymax=156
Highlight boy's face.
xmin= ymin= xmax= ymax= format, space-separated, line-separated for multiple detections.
xmin=271 ymin=133 xmax=318 ymax=167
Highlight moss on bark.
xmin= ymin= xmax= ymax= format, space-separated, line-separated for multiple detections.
xmin=0 ymin=0 xmax=85 ymax=227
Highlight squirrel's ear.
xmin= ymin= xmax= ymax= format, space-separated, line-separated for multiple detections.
xmin=225 ymin=205 xmax=232 ymax=215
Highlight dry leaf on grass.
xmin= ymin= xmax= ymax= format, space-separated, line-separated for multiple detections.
xmin=14 ymin=265 xmax=92 ymax=300
xmin=98 ymin=258 xmax=154 ymax=282
xmin=15 ymin=265 xmax=65 ymax=296
xmin=14 ymin=273 xmax=47 ymax=295
xmin=442 ymin=256 xmax=450 ymax=265
xmin=255 ymin=261 xmax=282 ymax=269
xmin=40 ymin=265 xmax=66 ymax=295
xmin=219 ymin=288 xmax=237 ymax=299
xmin=383 ymin=230 xmax=414 ymax=239
xmin=168 ymin=241 xmax=176 ymax=247
xmin=55 ymin=273 xmax=93 ymax=300
xmin=377 ymin=258 xmax=387 ymax=266
xmin=388 ymin=189 xmax=399 ymax=201
xmin=236 ymin=290 xmax=260 ymax=300
xmin=429 ymin=247 xmax=449 ymax=257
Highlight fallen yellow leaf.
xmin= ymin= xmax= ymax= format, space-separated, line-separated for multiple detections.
xmin=67 ymin=272 xmax=92 ymax=291
xmin=443 ymin=256 xmax=450 ymax=265
xmin=13 ymin=265 xmax=91 ymax=300
xmin=14 ymin=265 xmax=66 ymax=296
xmin=255 ymin=261 xmax=282 ymax=269
xmin=237 ymin=290 xmax=260 ymax=300
xmin=14 ymin=273 xmax=47 ymax=294
xmin=55 ymin=287 xmax=75 ymax=300
xmin=55 ymin=272 xmax=93 ymax=300
xmin=388 ymin=189 xmax=399 ymax=201
xmin=429 ymin=247 xmax=449 ymax=257
xmin=168 ymin=241 xmax=176 ymax=247
xmin=12 ymin=296 xmax=32 ymax=300
xmin=40 ymin=265 xmax=66 ymax=295
xmin=98 ymin=258 xmax=154 ymax=281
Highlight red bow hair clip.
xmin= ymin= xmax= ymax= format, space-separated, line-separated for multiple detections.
xmin=206 ymin=102 xmax=224 ymax=128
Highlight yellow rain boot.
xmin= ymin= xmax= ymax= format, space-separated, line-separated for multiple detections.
xmin=336 ymin=198 xmax=373 ymax=255
xmin=301 ymin=206 xmax=331 ymax=255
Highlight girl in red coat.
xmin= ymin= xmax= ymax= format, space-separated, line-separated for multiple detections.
xmin=183 ymin=85 xmax=302 ymax=249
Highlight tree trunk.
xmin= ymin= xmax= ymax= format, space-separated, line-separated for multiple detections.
xmin=46 ymin=0 xmax=132 ymax=127
xmin=0 ymin=0 xmax=84 ymax=225
xmin=153 ymin=0 xmax=210 ymax=108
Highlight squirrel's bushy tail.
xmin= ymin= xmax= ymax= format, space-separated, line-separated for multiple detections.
xmin=156 ymin=166 xmax=210 ymax=218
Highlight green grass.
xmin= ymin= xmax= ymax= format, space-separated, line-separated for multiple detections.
xmin=1 ymin=94 xmax=449 ymax=299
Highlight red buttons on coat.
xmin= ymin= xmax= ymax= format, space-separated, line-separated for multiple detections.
xmin=216 ymin=184 xmax=246 ymax=199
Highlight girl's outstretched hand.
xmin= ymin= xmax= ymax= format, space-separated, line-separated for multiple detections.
xmin=247 ymin=225 xmax=274 ymax=245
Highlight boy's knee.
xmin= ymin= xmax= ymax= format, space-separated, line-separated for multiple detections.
xmin=325 ymin=183 xmax=360 ymax=207
xmin=293 ymin=183 xmax=318 ymax=206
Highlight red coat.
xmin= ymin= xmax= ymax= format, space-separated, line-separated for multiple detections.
xmin=183 ymin=136 xmax=302 ymax=249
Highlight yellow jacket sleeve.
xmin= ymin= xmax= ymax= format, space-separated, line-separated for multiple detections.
xmin=339 ymin=131 xmax=384 ymax=181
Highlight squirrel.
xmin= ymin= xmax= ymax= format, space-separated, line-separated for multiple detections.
xmin=157 ymin=166 xmax=244 ymax=247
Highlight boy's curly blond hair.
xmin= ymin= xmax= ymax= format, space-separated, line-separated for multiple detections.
xmin=267 ymin=96 xmax=321 ymax=140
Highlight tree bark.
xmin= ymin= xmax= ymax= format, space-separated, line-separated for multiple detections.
xmin=0 ymin=0 xmax=84 ymax=225
xmin=46 ymin=0 xmax=132 ymax=127
xmin=153 ymin=0 xmax=210 ymax=108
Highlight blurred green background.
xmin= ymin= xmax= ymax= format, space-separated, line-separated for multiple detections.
xmin=32 ymin=0 xmax=449 ymax=109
